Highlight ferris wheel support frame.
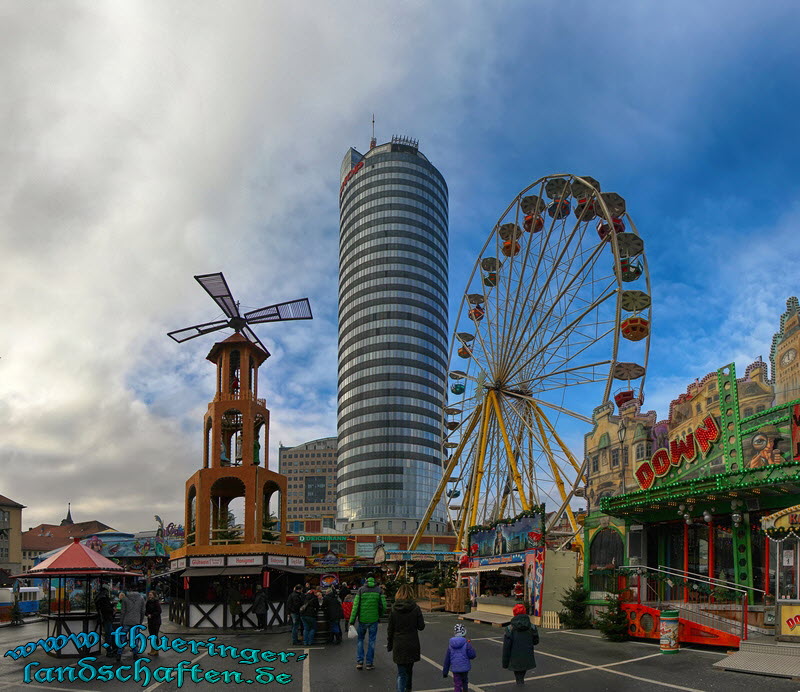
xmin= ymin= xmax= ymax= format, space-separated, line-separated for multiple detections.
xmin=468 ymin=398 xmax=493 ymax=529
xmin=532 ymin=406 xmax=579 ymax=535
xmin=489 ymin=391 xmax=531 ymax=514
xmin=407 ymin=402 xmax=484 ymax=552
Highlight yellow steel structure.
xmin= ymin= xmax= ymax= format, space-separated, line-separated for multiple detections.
xmin=410 ymin=388 xmax=585 ymax=553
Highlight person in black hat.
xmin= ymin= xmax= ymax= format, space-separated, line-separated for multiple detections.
xmin=94 ymin=586 xmax=117 ymax=657
xmin=286 ymin=584 xmax=305 ymax=645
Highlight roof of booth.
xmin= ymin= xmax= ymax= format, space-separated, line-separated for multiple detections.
xmin=23 ymin=537 xmax=135 ymax=575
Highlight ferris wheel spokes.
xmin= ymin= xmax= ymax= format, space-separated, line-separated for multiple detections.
xmin=505 ymin=288 xmax=618 ymax=385
xmin=496 ymin=213 xmax=589 ymax=377
xmin=498 ymin=239 xmax=611 ymax=380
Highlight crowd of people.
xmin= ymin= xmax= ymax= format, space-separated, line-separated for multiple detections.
xmin=286 ymin=574 xmax=539 ymax=690
xmin=94 ymin=585 xmax=163 ymax=662
xmin=95 ymin=574 xmax=538 ymax=689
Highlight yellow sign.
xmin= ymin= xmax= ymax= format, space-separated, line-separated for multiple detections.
xmin=762 ymin=504 xmax=800 ymax=536
xmin=779 ymin=604 xmax=800 ymax=637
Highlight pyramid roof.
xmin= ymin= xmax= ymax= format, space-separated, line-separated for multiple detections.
xmin=26 ymin=537 xmax=131 ymax=575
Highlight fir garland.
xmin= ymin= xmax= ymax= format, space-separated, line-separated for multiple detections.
xmin=467 ymin=506 xmax=546 ymax=537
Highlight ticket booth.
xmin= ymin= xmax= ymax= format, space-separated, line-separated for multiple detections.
xmin=761 ymin=505 xmax=800 ymax=641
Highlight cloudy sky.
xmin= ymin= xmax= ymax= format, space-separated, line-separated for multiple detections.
xmin=2 ymin=1 xmax=800 ymax=531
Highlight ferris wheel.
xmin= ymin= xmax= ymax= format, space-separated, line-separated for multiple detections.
xmin=421 ymin=174 xmax=651 ymax=552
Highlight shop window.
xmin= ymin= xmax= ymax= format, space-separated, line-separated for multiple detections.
xmin=756 ymin=405 xmax=765 ymax=413
xmin=744 ymin=407 xmax=753 ymax=417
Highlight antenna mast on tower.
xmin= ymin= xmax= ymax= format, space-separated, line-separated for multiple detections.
xmin=370 ymin=114 xmax=377 ymax=149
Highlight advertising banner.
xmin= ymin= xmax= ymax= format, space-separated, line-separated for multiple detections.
xmin=524 ymin=546 xmax=546 ymax=624
xmin=469 ymin=514 xmax=544 ymax=557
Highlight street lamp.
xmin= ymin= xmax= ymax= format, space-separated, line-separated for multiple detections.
xmin=618 ymin=421 xmax=627 ymax=494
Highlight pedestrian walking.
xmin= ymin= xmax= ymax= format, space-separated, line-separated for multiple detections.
xmin=286 ymin=584 xmax=304 ymax=645
xmin=349 ymin=575 xmax=388 ymax=671
xmin=226 ymin=583 xmax=242 ymax=629
xmin=300 ymin=589 xmax=321 ymax=646
xmin=442 ymin=623 xmax=476 ymax=692
xmin=322 ymin=588 xmax=344 ymax=644
xmin=145 ymin=591 xmax=162 ymax=656
xmin=502 ymin=603 xmax=538 ymax=686
xmin=115 ymin=589 xmax=146 ymax=663
xmin=338 ymin=581 xmax=351 ymax=601
xmin=387 ymin=584 xmax=425 ymax=692
xmin=94 ymin=586 xmax=117 ymax=657
xmin=252 ymin=585 xmax=268 ymax=630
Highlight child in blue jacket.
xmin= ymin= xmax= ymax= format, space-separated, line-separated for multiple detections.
xmin=442 ymin=623 xmax=477 ymax=691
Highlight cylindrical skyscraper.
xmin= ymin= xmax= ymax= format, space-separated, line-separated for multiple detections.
xmin=337 ymin=135 xmax=449 ymax=534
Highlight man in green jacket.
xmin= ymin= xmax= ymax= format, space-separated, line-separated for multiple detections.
xmin=349 ymin=575 xmax=388 ymax=670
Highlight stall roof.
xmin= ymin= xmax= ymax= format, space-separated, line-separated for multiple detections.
xmin=223 ymin=566 xmax=262 ymax=576
xmin=22 ymin=537 xmax=138 ymax=577
xmin=270 ymin=566 xmax=309 ymax=575
xmin=183 ymin=567 xmax=225 ymax=577
xmin=460 ymin=565 xmax=522 ymax=574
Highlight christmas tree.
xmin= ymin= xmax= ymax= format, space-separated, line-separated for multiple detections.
xmin=558 ymin=577 xmax=592 ymax=629
xmin=594 ymin=589 xmax=630 ymax=641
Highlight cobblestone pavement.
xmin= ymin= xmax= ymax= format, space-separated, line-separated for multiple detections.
xmin=1 ymin=614 xmax=795 ymax=691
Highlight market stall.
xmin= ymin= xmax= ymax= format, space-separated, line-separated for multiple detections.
xmin=459 ymin=510 xmax=548 ymax=625
xmin=762 ymin=504 xmax=800 ymax=640
xmin=16 ymin=537 xmax=141 ymax=658
xmin=170 ymin=553 xmax=306 ymax=629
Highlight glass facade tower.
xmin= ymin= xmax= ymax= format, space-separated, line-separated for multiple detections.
xmin=337 ymin=137 xmax=449 ymax=533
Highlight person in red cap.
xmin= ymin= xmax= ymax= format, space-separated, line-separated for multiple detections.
xmin=502 ymin=604 xmax=538 ymax=686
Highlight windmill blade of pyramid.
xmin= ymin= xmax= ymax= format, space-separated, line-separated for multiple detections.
xmin=167 ymin=320 xmax=229 ymax=343
xmin=241 ymin=324 xmax=271 ymax=358
xmin=244 ymin=298 xmax=313 ymax=323
xmin=194 ymin=272 xmax=240 ymax=318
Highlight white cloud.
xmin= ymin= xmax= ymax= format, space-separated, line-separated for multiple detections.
xmin=2 ymin=0 xmax=798 ymax=530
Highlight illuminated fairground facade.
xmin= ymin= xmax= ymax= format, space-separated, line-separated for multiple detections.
xmin=583 ymin=297 xmax=800 ymax=644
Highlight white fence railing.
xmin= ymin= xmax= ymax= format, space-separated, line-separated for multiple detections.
xmin=541 ymin=611 xmax=563 ymax=629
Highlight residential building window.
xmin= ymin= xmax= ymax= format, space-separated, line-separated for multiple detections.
xmin=611 ymin=449 xmax=620 ymax=467
xmin=591 ymin=455 xmax=599 ymax=473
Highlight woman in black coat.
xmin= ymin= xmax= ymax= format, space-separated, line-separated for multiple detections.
xmin=145 ymin=591 xmax=162 ymax=656
xmin=387 ymin=585 xmax=425 ymax=692
xmin=502 ymin=604 xmax=538 ymax=686
xmin=322 ymin=589 xmax=345 ymax=644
